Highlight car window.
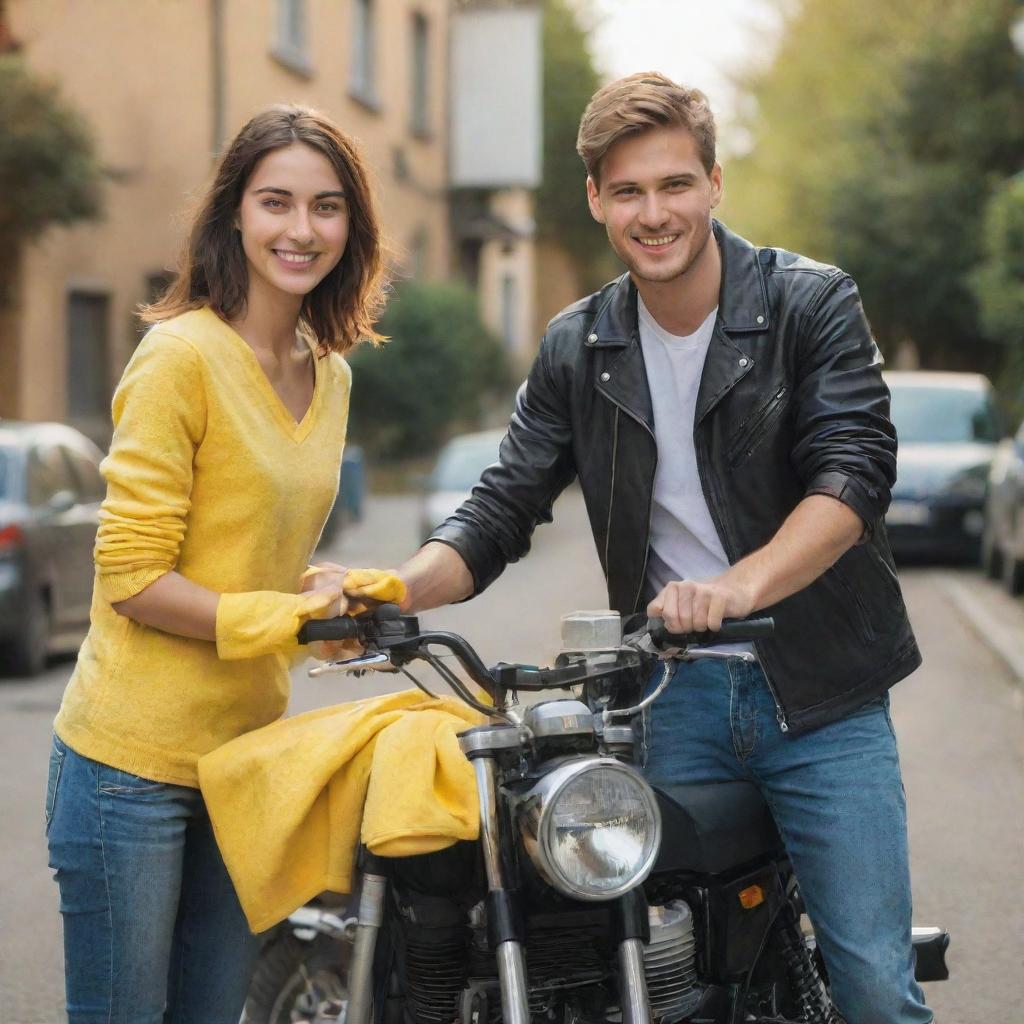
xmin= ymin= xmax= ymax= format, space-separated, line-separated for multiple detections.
xmin=63 ymin=446 xmax=106 ymax=503
xmin=432 ymin=439 xmax=502 ymax=491
xmin=888 ymin=386 xmax=1002 ymax=444
xmin=27 ymin=445 xmax=78 ymax=508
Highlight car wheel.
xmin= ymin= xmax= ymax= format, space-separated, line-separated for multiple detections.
xmin=980 ymin=520 xmax=1003 ymax=580
xmin=3 ymin=590 xmax=50 ymax=677
xmin=1003 ymin=551 xmax=1024 ymax=597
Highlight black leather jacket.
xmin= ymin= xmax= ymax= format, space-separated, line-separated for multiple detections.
xmin=432 ymin=222 xmax=921 ymax=734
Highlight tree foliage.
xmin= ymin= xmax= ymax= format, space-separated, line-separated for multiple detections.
xmin=0 ymin=56 xmax=102 ymax=244
xmin=535 ymin=0 xmax=615 ymax=291
xmin=723 ymin=0 xmax=1024 ymax=377
xmin=347 ymin=282 xmax=511 ymax=459
xmin=972 ymin=175 xmax=1024 ymax=411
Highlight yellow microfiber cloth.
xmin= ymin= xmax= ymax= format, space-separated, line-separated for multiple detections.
xmin=197 ymin=689 xmax=485 ymax=933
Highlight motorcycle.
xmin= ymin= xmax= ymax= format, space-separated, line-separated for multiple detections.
xmin=242 ymin=605 xmax=949 ymax=1024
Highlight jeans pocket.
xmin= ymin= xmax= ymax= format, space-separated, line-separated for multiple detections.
xmin=97 ymin=765 xmax=165 ymax=796
xmin=45 ymin=735 xmax=67 ymax=833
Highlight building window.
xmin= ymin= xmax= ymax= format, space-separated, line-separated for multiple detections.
xmin=66 ymin=291 xmax=111 ymax=425
xmin=272 ymin=0 xmax=312 ymax=77
xmin=410 ymin=13 xmax=430 ymax=137
xmin=408 ymin=226 xmax=429 ymax=279
xmin=500 ymin=272 xmax=518 ymax=353
xmin=350 ymin=0 xmax=378 ymax=108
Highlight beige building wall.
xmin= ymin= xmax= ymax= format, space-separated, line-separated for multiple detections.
xmin=6 ymin=0 xmax=452 ymax=438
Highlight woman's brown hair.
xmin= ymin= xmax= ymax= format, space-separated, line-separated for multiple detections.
xmin=141 ymin=105 xmax=388 ymax=354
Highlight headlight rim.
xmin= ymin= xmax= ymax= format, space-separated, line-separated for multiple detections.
xmin=520 ymin=756 xmax=662 ymax=902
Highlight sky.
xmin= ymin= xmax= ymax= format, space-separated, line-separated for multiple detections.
xmin=582 ymin=0 xmax=785 ymax=153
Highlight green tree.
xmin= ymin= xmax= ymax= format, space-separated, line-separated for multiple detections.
xmin=0 ymin=56 xmax=102 ymax=250
xmin=536 ymin=0 xmax=614 ymax=291
xmin=723 ymin=0 xmax=1024 ymax=374
xmin=972 ymin=175 xmax=1024 ymax=413
xmin=347 ymin=282 xmax=511 ymax=459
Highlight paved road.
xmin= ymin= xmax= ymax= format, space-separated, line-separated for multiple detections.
xmin=2 ymin=490 xmax=1022 ymax=1022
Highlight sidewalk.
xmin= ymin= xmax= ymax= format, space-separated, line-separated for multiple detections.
xmin=937 ymin=569 xmax=1024 ymax=684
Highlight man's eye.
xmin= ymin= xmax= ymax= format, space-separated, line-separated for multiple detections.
xmin=667 ymin=180 xmax=689 ymax=190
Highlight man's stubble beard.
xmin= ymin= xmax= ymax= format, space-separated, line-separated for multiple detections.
xmin=612 ymin=216 xmax=714 ymax=287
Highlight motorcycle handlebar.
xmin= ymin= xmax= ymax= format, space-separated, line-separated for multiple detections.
xmin=647 ymin=615 xmax=775 ymax=648
xmin=297 ymin=616 xmax=362 ymax=644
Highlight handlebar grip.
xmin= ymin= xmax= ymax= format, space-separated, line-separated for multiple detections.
xmin=648 ymin=616 xmax=775 ymax=647
xmin=297 ymin=616 xmax=361 ymax=645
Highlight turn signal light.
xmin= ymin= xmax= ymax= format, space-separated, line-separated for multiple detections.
xmin=738 ymin=885 xmax=765 ymax=910
xmin=0 ymin=524 xmax=24 ymax=552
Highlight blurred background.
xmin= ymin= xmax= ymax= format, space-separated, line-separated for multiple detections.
xmin=1 ymin=0 xmax=1024 ymax=1021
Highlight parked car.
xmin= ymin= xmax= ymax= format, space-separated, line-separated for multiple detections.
xmin=0 ymin=421 xmax=105 ymax=676
xmin=318 ymin=445 xmax=366 ymax=549
xmin=883 ymin=371 xmax=1003 ymax=561
xmin=418 ymin=429 xmax=505 ymax=543
xmin=982 ymin=416 xmax=1024 ymax=595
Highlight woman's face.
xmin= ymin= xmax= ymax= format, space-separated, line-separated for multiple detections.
xmin=237 ymin=142 xmax=350 ymax=305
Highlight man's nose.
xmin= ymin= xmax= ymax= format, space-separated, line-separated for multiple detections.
xmin=638 ymin=193 xmax=669 ymax=229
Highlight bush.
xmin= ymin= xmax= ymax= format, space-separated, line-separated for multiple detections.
xmin=348 ymin=281 xmax=511 ymax=459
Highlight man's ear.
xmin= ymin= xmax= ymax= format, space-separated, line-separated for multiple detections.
xmin=710 ymin=162 xmax=724 ymax=210
xmin=586 ymin=176 xmax=606 ymax=224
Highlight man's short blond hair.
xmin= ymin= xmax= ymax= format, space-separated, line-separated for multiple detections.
xmin=576 ymin=72 xmax=717 ymax=184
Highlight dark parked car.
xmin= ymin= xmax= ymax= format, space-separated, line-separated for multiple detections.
xmin=982 ymin=417 xmax=1024 ymax=595
xmin=0 ymin=422 xmax=105 ymax=676
xmin=883 ymin=371 xmax=1002 ymax=561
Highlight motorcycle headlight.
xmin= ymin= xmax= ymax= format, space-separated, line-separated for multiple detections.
xmin=518 ymin=758 xmax=661 ymax=901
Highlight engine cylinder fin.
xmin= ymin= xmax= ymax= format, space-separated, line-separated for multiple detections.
xmin=642 ymin=901 xmax=702 ymax=1022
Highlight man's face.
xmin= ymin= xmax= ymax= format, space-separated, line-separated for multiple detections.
xmin=586 ymin=126 xmax=723 ymax=285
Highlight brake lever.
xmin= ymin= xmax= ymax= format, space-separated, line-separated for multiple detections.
xmin=308 ymin=651 xmax=396 ymax=677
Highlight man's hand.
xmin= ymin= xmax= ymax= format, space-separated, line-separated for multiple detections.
xmin=648 ymin=574 xmax=758 ymax=634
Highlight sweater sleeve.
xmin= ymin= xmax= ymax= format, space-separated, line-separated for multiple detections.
xmin=94 ymin=330 xmax=208 ymax=603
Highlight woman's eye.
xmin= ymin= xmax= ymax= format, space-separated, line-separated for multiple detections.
xmin=262 ymin=199 xmax=285 ymax=209
xmin=315 ymin=202 xmax=340 ymax=214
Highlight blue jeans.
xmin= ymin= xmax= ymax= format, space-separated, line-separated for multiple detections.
xmin=644 ymin=658 xmax=932 ymax=1024
xmin=45 ymin=735 xmax=260 ymax=1024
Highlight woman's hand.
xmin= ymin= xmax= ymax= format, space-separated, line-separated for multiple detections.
xmin=302 ymin=562 xmax=361 ymax=661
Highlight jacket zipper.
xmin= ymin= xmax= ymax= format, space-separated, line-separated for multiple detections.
xmin=727 ymin=386 xmax=788 ymax=467
xmin=596 ymin=385 xmax=658 ymax=614
xmin=695 ymin=427 xmax=791 ymax=733
xmin=604 ymin=409 xmax=620 ymax=572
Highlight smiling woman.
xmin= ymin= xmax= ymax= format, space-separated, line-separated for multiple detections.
xmin=46 ymin=106 xmax=393 ymax=1024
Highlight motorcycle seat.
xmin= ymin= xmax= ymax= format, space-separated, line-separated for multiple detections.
xmin=651 ymin=780 xmax=784 ymax=876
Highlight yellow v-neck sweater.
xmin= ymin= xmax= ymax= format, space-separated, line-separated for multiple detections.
xmin=55 ymin=307 xmax=350 ymax=787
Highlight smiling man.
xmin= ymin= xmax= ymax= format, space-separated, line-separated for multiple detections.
xmin=394 ymin=73 xmax=930 ymax=1022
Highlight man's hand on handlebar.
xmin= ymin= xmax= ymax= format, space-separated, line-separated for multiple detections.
xmin=648 ymin=573 xmax=758 ymax=634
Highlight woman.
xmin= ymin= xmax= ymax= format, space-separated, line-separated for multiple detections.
xmin=46 ymin=105 xmax=390 ymax=1023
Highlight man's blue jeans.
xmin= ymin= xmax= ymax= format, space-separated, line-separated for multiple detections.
xmin=644 ymin=658 xmax=932 ymax=1024
xmin=45 ymin=734 xmax=260 ymax=1024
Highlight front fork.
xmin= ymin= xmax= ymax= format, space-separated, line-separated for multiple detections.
xmin=470 ymin=751 xmax=653 ymax=1024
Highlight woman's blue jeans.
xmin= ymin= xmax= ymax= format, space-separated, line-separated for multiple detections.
xmin=45 ymin=735 xmax=260 ymax=1024
xmin=645 ymin=657 xmax=932 ymax=1024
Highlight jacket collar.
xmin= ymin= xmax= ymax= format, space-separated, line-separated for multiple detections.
xmin=585 ymin=220 xmax=770 ymax=347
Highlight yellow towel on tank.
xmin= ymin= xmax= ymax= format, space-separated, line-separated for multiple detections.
xmin=197 ymin=689 xmax=485 ymax=933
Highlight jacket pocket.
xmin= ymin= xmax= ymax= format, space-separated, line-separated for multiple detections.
xmin=727 ymin=386 xmax=789 ymax=467
xmin=45 ymin=735 xmax=66 ymax=833
xmin=825 ymin=565 xmax=876 ymax=643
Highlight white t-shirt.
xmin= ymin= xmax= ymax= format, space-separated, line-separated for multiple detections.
xmin=638 ymin=294 xmax=754 ymax=656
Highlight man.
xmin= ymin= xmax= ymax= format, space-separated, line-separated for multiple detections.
xmin=393 ymin=73 xmax=930 ymax=1023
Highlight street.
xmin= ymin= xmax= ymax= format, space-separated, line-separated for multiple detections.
xmin=2 ymin=489 xmax=1023 ymax=1023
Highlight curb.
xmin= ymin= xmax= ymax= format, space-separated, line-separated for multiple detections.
xmin=939 ymin=573 xmax=1024 ymax=685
